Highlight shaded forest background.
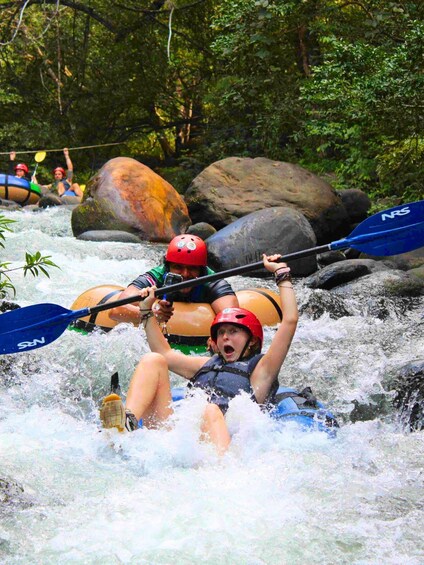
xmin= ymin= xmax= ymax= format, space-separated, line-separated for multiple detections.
xmin=0 ymin=0 xmax=423 ymax=205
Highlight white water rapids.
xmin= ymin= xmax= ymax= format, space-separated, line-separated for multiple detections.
xmin=1 ymin=207 xmax=423 ymax=564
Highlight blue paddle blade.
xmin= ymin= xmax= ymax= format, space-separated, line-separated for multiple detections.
xmin=332 ymin=200 xmax=424 ymax=255
xmin=0 ymin=303 xmax=88 ymax=355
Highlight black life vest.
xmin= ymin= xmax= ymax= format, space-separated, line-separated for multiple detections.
xmin=189 ymin=353 xmax=278 ymax=411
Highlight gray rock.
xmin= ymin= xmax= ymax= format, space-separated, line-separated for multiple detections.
xmin=408 ymin=265 xmax=424 ymax=280
xmin=185 ymin=157 xmax=349 ymax=243
xmin=392 ymin=360 xmax=424 ymax=431
xmin=77 ymin=230 xmax=143 ymax=243
xmin=0 ymin=477 xmax=35 ymax=515
xmin=299 ymin=289 xmax=352 ymax=320
xmin=38 ymin=194 xmax=63 ymax=208
xmin=360 ymin=247 xmax=424 ymax=271
xmin=317 ymin=250 xmax=347 ymax=267
xmin=337 ymin=189 xmax=371 ymax=223
xmin=331 ymin=269 xmax=424 ymax=319
xmin=0 ymin=198 xmax=20 ymax=210
xmin=305 ymin=259 xmax=390 ymax=290
xmin=0 ymin=300 xmax=20 ymax=313
xmin=186 ymin=222 xmax=216 ymax=240
xmin=206 ymin=206 xmax=317 ymax=276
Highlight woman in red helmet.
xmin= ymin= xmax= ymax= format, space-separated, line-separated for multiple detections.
xmin=101 ymin=253 xmax=298 ymax=454
xmin=42 ymin=148 xmax=83 ymax=200
xmin=110 ymin=234 xmax=239 ymax=325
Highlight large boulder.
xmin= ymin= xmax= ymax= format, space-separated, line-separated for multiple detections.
xmin=185 ymin=157 xmax=349 ymax=243
xmin=305 ymin=259 xmax=392 ymax=290
xmin=72 ymin=157 xmax=191 ymax=241
xmin=337 ymin=189 xmax=371 ymax=224
xmin=205 ymin=206 xmax=317 ymax=276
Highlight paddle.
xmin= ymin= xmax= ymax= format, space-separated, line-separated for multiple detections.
xmin=32 ymin=151 xmax=46 ymax=181
xmin=0 ymin=200 xmax=423 ymax=355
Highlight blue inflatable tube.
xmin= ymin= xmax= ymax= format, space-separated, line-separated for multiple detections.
xmin=169 ymin=385 xmax=339 ymax=438
xmin=0 ymin=173 xmax=42 ymax=205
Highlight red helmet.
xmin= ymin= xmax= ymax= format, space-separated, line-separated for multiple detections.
xmin=210 ymin=308 xmax=263 ymax=347
xmin=165 ymin=235 xmax=207 ymax=266
xmin=15 ymin=163 xmax=29 ymax=174
xmin=53 ymin=167 xmax=66 ymax=177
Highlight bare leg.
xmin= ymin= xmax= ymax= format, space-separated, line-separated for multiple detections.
xmin=71 ymin=182 xmax=83 ymax=199
xmin=201 ymin=404 xmax=231 ymax=455
xmin=126 ymin=352 xmax=173 ymax=428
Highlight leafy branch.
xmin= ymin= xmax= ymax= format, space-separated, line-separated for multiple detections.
xmin=0 ymin=215 xmax=59 ymax=299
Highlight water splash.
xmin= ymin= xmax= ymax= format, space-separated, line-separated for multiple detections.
xmin=1 ymin=207 xmax=423 ymax=563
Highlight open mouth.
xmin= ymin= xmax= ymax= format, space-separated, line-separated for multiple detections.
xmin=223 ymin=345 xmax=234 ymax=355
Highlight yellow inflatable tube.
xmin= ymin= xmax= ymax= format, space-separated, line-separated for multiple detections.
xmin=70 ymin=285 xmax=282 ymax=347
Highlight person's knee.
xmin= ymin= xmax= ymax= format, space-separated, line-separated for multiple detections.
xmin=143 ymin=351 xmax=167 ymax=367
xmin=203 ymin=403 xmax=225 ymax=425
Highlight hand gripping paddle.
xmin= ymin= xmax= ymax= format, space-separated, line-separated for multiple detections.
xmin=0 ymin=200 xmax=423 ymax=354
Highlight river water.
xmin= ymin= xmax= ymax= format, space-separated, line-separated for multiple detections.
xmin=1 ymin=207 xmax=423 ymax=564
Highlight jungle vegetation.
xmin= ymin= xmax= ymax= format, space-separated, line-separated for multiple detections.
xmin=1 ymin=0 xmax=423 ymax=203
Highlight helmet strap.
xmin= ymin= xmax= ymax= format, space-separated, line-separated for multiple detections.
xmin=237 ymin=335 xmax=252 ymax=362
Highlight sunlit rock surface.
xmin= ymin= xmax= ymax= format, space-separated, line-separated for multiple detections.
xmin=72 ymin=157 xmax=191 ymax=241
xmin=185 ymin=156 xmax=349 ymax=243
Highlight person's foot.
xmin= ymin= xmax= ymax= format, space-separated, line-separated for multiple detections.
xmin=99 ymin=394 xmax=139 ymax=432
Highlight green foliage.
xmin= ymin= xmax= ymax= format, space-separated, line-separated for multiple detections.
xmin=298 ymin=8 xmax=424 ymax=201
xmin=0 ymin=0 xmax=422 ymax=204
xmin=0 ymin=216 xmax=59 ymax=299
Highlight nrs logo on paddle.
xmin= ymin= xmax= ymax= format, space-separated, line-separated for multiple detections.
xmin=18 ymin=338 xmax=46 ymax=350
xmin=381 ymin=207 xmax=410 ymax=221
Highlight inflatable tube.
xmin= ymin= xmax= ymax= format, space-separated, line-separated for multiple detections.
xmin=0 ymin=174 xmax=42 ymax=205
xmin=69 ymin=285 xmax=283 ymax=349
xmin=169 ymin=386 xmax=338 ymax=437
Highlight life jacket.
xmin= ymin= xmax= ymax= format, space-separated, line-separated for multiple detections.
xmin=189 ymin=353 xmax=278 ymax=411
xmin=51 ymin=179 xmax=71 ymax=195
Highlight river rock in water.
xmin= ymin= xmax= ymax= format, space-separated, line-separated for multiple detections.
xmin=77 ymin=230 xmax=143 ymax=243
xmin=337 ymin=188 xmax=371 ymax=223
xmin=38 ymin=194 xmax=63 ymax=208
xmin=186 ymin=222 xmax=216 ymax=240
xmin=185 ymin=157 xmax=349 ymax=243
xmin=0 ymin=477 xmax=35 ymax=515
xmin=298 ymin=289 xmax=353 ymax=320
xmin=331 ymin=269 xmax=424 ymax=319
xmin=72 ymin=157 xmax=191 ymax=241
xmin=206 ymin=206 xmax=317 ymax=276
xmin=392 ymin=360 xmax=424 ymax=431
xmin=305 ymin=259 xmax=392 ymax=290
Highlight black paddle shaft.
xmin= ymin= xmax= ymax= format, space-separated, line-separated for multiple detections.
xmin=87 ymin=243 xmax=332 ymax=316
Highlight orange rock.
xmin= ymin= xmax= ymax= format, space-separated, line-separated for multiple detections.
xmin=83 ymin=157 xmax=191 ymax=241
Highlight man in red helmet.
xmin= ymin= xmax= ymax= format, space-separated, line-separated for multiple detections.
xmin=110 ymin=234 xmax=238 ymax=325
xmin=8 ymin=152 xmax=30 ymax=179
xmin=101 ymin=254 xmax=299 ymax=455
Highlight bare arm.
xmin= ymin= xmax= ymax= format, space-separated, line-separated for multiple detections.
xmin=63 ymin=148 xmax=73 ymax=172
xmin=8 ymin=151 xmax=16 ymax=175
xmin=210 ymin=293 xmax=239 ymax=314
xmin=250 ymin=255 xmax=299 ymax=403
xmin=140 ymin=287 xmax=207 ymax=379
xmin=109 ymin=285 xmax=143 ymax=323
xmin=109 ymin=284 xmax=174 ymax=324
